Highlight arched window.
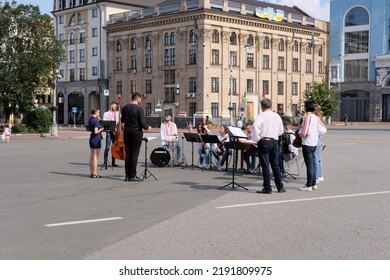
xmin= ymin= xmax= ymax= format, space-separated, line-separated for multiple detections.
xmin=116 ymin=40 xmax=122 ymax=51
xmin=212 ymin=30 xmax=219 ymax=43
xmin=230 ymin=32 xmax=237 ymax=45
xmin=189 ymin=29 xmax=196 ymax=44
xmin=263 ymin=36 xmax=270 ymax=49
xmin=130 ymin=38 xmax=136 ymax=50
xmin=293 ymin=40 xmax=298 ymax=52
xmin=69 ymin=14 xmax=76 ymax=26
xmin=247 ymin=35 xmax=254 ymax=47
xmin=164 ymin=33 xmax=169 ymax=45
xmin=345 ymin=7 xmax=369 ymax=26
xmin=170 ymin=32 xmax=175 ymax=45
xmin=145 ymin=36 xmax=152 ymax=49
xmin=278 ymin=39 xmax=285 ymax=51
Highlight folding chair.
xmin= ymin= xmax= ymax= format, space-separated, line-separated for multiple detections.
xmin=284 ymin=151 xmax=304 ymax=178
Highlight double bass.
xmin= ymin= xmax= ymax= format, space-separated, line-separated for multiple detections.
xmin=111 ymin=95 xmax=126 ymax=160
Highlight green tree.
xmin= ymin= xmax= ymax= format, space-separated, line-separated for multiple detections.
xmin=0 ymin=1 xmax=63 ymax=121
xmin=303 ymin=81 xmax=339 ymax=117
xmin=23 ymin=107 xmax=52 ymax=133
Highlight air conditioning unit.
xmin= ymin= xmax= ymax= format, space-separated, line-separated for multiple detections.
xmin=131 ymin=69 xmax=137 ymax=74
xmin=146 ymin=46 xmax=151 ymax=51
xmin=146 ymin=68 xmax=152 ymax=73
xmin=186 ymin=93 xmax=190 ymax=98
xmin=190 ymin=93 xmax=195 ymax=98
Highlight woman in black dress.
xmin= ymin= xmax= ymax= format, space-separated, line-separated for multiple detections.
xmin=88 ymin=108 xmax=104 ymax=178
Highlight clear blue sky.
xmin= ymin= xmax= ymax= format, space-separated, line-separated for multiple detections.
xmin=11 ymin=0 xmax=330 ymax=21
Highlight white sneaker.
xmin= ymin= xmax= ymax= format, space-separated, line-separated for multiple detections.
xmin=299 ymin=186 xmax=312 ymax=191
xmin=248 ymin=167 xmax=256 ymax=174
xmin=318 ymin=177 xmax=324 ymax=182
xmin=198 ymin=163 xmax=203 ymax=168
xmin=217 ymin=164 xmax=222 ymax=171
xmin=312 ymin=185 xmax=318 ymax=190
xmin=316 ymin=179 xmax=320 ymax=184
xmin=203 ymin=163 xmax=210 ymax=169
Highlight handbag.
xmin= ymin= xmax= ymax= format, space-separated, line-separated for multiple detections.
xmin=292 ymin=129 xmax=302 ymax=148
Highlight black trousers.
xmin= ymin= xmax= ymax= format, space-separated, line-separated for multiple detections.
xmin=124 ymin=127 xmax=143 ymax=178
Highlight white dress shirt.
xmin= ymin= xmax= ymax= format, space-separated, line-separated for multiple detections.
xmin=251 ymin=110 xmax=284 ymax=143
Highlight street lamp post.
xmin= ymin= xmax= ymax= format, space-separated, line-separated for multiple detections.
xmin=51 ymin=69 xmax=62 ymax=138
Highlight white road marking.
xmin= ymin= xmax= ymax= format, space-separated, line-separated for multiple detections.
xmin=45 ymin=217 xmax=123 ymax=227
xmin=216 ymin=191 xmax=390 ymax=209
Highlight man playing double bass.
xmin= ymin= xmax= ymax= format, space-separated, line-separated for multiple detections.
xmin=121 ymin=92 xmax=152 ymax=181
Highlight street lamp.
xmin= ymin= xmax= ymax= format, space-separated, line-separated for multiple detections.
xmin=51 ymin=69 xmax=62 ymax=138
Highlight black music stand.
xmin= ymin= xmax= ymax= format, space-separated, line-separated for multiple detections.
xmin=99 ymin=120 xmax=116 ymax=131
xmin=142 ymin=137 xmax=157 ymax=181
xmin=219 ymin=127 xmax=248 ymax=191
xmin=183 ymin=132 xmax=202 ymax=169
xmin=201 ymin=134 xmax=220 ymax=171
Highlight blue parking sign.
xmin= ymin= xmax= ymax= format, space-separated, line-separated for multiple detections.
xmin=72 ymin=107 xmax=77 ymax=113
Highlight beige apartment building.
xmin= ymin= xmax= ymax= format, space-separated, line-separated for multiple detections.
xmin=105 ymin=0 xmax=329 ymax=125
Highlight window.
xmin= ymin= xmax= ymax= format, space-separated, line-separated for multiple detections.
xmin=92 ymin=8 xmax=97 ymax=17
xmin=79 ymin=68 xmax=85 ymax=80
xmin=164 ymin=87 xmax=175 ymax=102
xmin=69 ymin=32 xmax=75 ymax=45
xmin=59 ymin=33 xmax=65 ymax=41
xmin=293 ymin=58 xmax=299 ymax=71
xmin=78 ymin=14 xmax=84 ymax=24
xmin=292 ymin=82 xmax=298 ymax=95
xmin=130 ymin=55 xmax=137 ymax=69
xmin=116 ymin=81 xmax=122 ymax=95
xmin=145 ymin=79 xmax=152 ymax=94
xmin=278 ymin=39 xmax=285 ymax=51
xmin=164 ymin=48 xmax=175 ymax=66
xmin=170 ymin=32 xmax=175 ymax=45
xmin=130 ymin=80 xmax=137 ymax=94
xmin=318 ymin=45 xmax=323 ymax=57
xmin=189 ymin=102 xmax=197 ymax=116
xmin=130 ymin=38 xmax=136 ymax=49
xmin=189 ymin=30 xmax=196 ymax=44
xmin=293 ymin=40 xmax=298 ymax=52
xmin=79 ymin=49 xmax=85 ymax=62
xmin=116 ymin=40 xmax=122 ymax=51
xmin=230 ymin=32 xmax=237 ymax=45
xmin=92 ymin=28 xmax=98 ymax=37
xmin=59 ymin=15 xmax=64 ymax=24
xmin=247 ymin=53 xmax=254 ymax=67
xmin=232 ymin=103 xmax=237 ymax=117
xmin=189 ymin=77 xmax=197 ymax=92
xmin=278 ymin=81 xmax=284 ymax=95
xmin=306 ymin=59 xmax=312 ymax=72
xmin=230 ymin=51 xmax=237 ymax=66
xmin=247 ymin=79 xmax=253 ymax=93
xmin=211 ymin=102 xmax=219 ymax=117
xmin=189 ymin=49 xmax=196 ymax=64
xmin=278 ymin=56 xmax=285 ymax=70
xmin=211 ymin=77 xmax=219 ymax=92
xmin=331 ymin=66 xmax=338 ymax=80
xmin=69 ymin=69 xmax=75 ymax=81
xmin=263 ymin=36 xmax=270 ymax=49
xmin=70 ymin=14 xmax=76 ymax=26
xmin=345 ymin=31 xmax=369 ymax=54
xmin=145 ymin=102 xmax=152 ymax=116
xmin=79 ymin=32 xmax=85 ymax=43
xmin=145 ymin=36 xmax=152 ymax=49
xmin=263 ymin=80 xmax=269 ymax=95
xmin=318 ymin=61 xmax=323 ymax=74
xmin=306 ymin=45 xmax=312 ymax=54
xmin=145 ymin=53 xmax=152 ymax=68
xmin=277 ymin=103 xmax=284 ymax=114
xmin=92 ymin=47 xmax=97 ymax=56
xmin=345 ymin=7 xmax=369 ymax=26
xmin=212 ymin=30 xmax=219 ymax=43
xmin=230 ymin=78 xmax=237 ymax=94
xmin=164 ymin=33 xmax=170 ymax=45
xmin=116 ymin=57 xmax=122 ymax=70
xmin=263 ymin=55 xmax=270 ymax=69
xmin=247 ymin=35 xmax=254 ymax=47
xmin=211 ymin=49 xmax=219 ymax=65
xmin=164 ymin=70 xmax=175 ymax=84
xmin=305 ymin=83 xmax=311 ymax=92
xmin=344 ymin=59 xmax=368 ymax=81
xmin=69 ymin=50 xmax=75 ymax=63
xmin=92 ymin=66 xmax=98 ymax=76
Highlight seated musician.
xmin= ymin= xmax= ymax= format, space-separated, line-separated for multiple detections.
xmin=279 ymin=118 xmax=298 ymax=178
xmin=160 ymin=113 xmax=181 ymax=163
xmin=196 ymin=123 xmax=211 ymax=168
xmin=242 ymin=123 xmax=258 ymax=174
xmin=211 ymin=125 xmax=232 ymax=171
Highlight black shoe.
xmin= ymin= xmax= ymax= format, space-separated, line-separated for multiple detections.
xmin=124 ymin=176 xmax=130 ymax=181
xmin=278 ymin=188 xmax=286 ymax=193
xmin=112 ymin=164 xmax=119 ymax=167
xmin=256 ymin=188 xmax=272 ymax=194
xmin=129 ymin=176 xmax=144 ymax=182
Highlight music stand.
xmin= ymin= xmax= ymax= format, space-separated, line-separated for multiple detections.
xmin=142 ymin=137 xmax=157 ymax=181
xmin=201 ymin=134 xmax=220 ymax=171
xmin=183 ymin=132 xmax=202 ymax=169
xmin=99 ymin=120 xmax=116 ymax=131
xmin=219 ymin=126 xmax=248 ymax=191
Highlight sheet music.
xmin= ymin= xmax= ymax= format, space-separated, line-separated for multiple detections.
xmin=145 ymin=136 xmax=158 ymax=141
xmin=227 ymin=126 xmax=248 ymax=139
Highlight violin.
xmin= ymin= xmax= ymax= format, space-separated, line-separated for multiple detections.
xmin=111 ymin=95 xmax=126 ymax=160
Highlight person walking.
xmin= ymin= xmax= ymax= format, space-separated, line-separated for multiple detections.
xmin=251 ymin=98 xmax=285 ymax=194
xmin=299 ymin=101 xmax=327 ymax=191
xmin=121 ymin=93 xmax=151 ymax=181
xmin=102 ymin=102 xmax=119 ymax=168
xmin=87 ymin=108 xmax=104 ymax=178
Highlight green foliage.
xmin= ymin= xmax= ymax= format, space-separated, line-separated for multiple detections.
xmin=23 ymin=107 xmax=52 ymax=133
xmin=303 ymin=81 xmax=340 ymax=116
xmin=0 ymin=1 xmax=64 ymax=120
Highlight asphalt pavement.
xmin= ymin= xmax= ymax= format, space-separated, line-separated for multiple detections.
xmin=1 ymin=124 xmax=390 ymax=260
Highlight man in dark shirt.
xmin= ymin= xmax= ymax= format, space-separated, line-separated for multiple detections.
xmin=121 ymin=92 xmax=151 ymax=181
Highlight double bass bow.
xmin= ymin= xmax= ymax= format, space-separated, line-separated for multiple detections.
xmin=111 ymin=95 xmax=126 ymax=160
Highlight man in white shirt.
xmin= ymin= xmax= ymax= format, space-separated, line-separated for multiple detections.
xmin=252 ymin=98 xmax=285 ymax=194
xmin=299 ymin=100 xmax=327 ymax=191
xmin=160 ymin=113 xmax=181 ymax=165
xmin=102 ymin=102 xmax=119 ymax=168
